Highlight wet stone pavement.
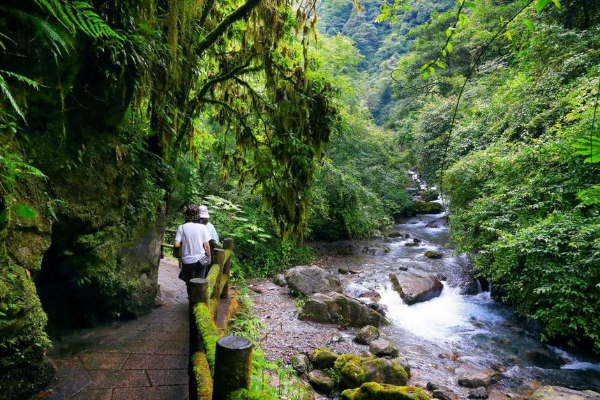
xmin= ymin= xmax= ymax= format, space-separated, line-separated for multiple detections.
xmin=38 ymin=258 xmax=190 ymax=400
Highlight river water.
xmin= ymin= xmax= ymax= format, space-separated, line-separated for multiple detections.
xmin=328 ymin=212 xmax=600 ymax=398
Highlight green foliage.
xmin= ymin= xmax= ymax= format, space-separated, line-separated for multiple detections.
xmin=235 ymin=239 xmax=313 ymax=279
xmin=479 ymin=211 xmax=600 ymax=350
xmin=33 ymin=0 xmax=121 ymax=40
xmin=310 ymin=163 xmax=386 ymax=240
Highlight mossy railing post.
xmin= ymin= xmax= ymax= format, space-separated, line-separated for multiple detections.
xmin=212 ymin=335 xmax=253 ymax=400
xmin=221 ymin=239 xmax=233 ymax=298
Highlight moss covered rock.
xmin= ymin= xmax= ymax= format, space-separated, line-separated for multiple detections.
xmin=334 ymin=354 xmax=409 ymax=390
xmin=0 ymin=263 xmax=54 ymax=399
xmin=341 ymin=382 xmax=431 ymax=400
xmin=311 ymin=346 xmax=339 ymax=369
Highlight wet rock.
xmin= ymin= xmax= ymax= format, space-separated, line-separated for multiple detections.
xmin=387 ymin=232 xmax=405 ymax=239
xmin=427 ymin=382 xmax=460 ymax=400
xmin=291 ymin=353 xmax=310 ymax=375
xmin=368 ymin=302 xmax=387 ymax=315
xmin=359 ymin=290 xmax=381 ymax=302
xmin=355 ymin=325 xmax=380 ymax=345
xmin=468 ymin=387 xmax=488 ymax=399
xmin=457 ymin=370 xmax=495 ymax=388
xmin=362 ymin=245 xmax=391 ymax=256
xmin=369 ymin=338 xmax=399 ymax=358
xmin=426 ymin=217 xmax=448 ymax=228
xmin=308 ymin=369 xmax=336 ymax=393
xmin=298 ymin=291 xmax=389 ymax=327
xmin=424 ymin=251 xmax=443 ymax=259
xmin=389 ymin=272 xmax=443 ymax=305
xmin=529 ymin=386 xmax=600 ymax=400
xmin=285 ymin=265 xmax=343 ymax=296
xmin=404 ymin=238 xmax=421 ymax=247
xmin=523 ymin=348 xmax=561 ymax=368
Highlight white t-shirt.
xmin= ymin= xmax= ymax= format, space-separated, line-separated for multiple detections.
xmin=206 ymin=222 xmax=219 ymax=243
xmin=175 ymin=222 xmax=211 ymax=264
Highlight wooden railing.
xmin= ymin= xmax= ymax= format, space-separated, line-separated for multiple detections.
xmin=162 ymin=235 xmax=252 ymax=399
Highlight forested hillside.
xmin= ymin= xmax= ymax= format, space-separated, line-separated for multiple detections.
xmin=318 ymin=0 xmax=600 ymax=353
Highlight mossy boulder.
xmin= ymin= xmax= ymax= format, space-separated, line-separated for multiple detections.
xmin=334 ymin=354 xmax=409 ymax=390
xmin=355 ymin=325 xmax=380 ymax=345
xmin=311 ymin=346 xmax=339 ymax=369
xmin=0 ymin=264 xmax=54 ymax=399
xmin=341 ymin=382 xmax=431 ymax=400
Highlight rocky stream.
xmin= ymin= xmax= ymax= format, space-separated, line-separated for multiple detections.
xmin=248 ymin=212 xmax=600 ymax=400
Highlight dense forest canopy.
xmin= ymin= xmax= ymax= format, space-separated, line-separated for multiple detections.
xmin=1 ymin=0 xmax=600 ymax=398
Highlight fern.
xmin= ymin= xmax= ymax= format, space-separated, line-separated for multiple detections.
xmin=30 ymin=15 xmax=71 ymax=57
xmin=34 ymin=0 xmax=122 ymax=40
xmin=0 ymin=71 xmax=40 ymax=122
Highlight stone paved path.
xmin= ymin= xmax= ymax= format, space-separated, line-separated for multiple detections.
xmin=39 ymin=258 xmax=190 ymax=400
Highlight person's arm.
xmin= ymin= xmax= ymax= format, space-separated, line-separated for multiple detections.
xmin=203 ymin=241 xmax=211 ymax=259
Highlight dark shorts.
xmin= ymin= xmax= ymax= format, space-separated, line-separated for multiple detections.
xmin=178 ymin=256 xmax=210 ymax=282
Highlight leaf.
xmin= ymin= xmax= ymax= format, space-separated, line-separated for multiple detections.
xmin=505 ymin=31 xmax=513 ymax=41
xmin=447 ymin=42 xmax=453 ymax=53
xmin=445 ymin=27 xmax=453 ymax=38
xmin=522 ymin=18 xmax=535 ymax=31
xmin=536 ymin=0 xmax=550 ymax=12
xmin=14 ymin=203 xmax=37 ymax=219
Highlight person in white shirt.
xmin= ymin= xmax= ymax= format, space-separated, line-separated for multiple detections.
xmin=174 ymin=204 xmax=212 ymax=289
xmin=198 ymin=205 xmax=219 ymax=243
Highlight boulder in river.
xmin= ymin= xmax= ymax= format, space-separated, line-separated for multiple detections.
xmin=285 ymin=265 xmax=343 ymax=296
xmin=389 ymin=272 xmax=443 ymax=305
xmin=298 ymin=291 xmax=389 ymax=327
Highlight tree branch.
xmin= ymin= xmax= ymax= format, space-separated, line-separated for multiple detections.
xmin=196 ymin=0 xmax=261 ymax=56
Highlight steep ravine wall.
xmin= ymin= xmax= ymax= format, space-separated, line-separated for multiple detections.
xmin=0 ymin=17 xmax=165 ymax=400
